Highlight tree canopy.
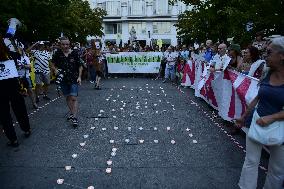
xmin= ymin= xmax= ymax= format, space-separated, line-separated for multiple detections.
xmin=171 ymin=0 xmax=284 ymax=46
xmin=0 ymin=0 xmax=106 ymax=43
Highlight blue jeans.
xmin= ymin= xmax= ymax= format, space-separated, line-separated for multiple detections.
xmin=60 ymin=83 xmax=78 ymax=97
xmin=165 ymin=64 xmax=175 ymax=80
xmin=88 ymin=65 xmax=96 ymax=81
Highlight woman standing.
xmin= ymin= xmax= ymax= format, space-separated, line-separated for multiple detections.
xmin=241 ymin=46 xmax=266 ymax=79
xmin=93 ymin=48 xmax=103 ymax=90
xmin=83 ymin=46 xmax=96 ymax=83
xmin=228 ymin=44 xmax=243 ymax=70
xmin=237 ymin=37 xmax=284 ymax=189
xmin=0 ymin=37 xmax=31 ymax=147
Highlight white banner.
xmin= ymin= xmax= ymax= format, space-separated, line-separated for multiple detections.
xmin=106 ymin=52 xmax=162 ymax=73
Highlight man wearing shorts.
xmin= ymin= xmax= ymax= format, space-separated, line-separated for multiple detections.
xmin=51 ymin=37 xmax=83 ymax=127
xmin=27 ymin=41 xmax=51 ymax=102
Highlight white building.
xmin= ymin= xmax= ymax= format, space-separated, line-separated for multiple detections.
xmin=87 ymin=0 xmax=191 ymax=47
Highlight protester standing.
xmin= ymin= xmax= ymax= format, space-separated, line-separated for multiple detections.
xmin=51 ymin=37 xmax=83 ymax=127
xmin=27 ymin=41 xmax=52 ymax=103
xmin=93 ymin=48 xmax=103 ymax=90
xmin=228 ymin=44 xmax=243 ymax=70
xmin=0 ymin=37 xmax=31 ymax=147
xmin=252 ymin=31 xmax=266 ymax=57
xmin=203 ymin=40 xmax=214 ymax=63
xmin=241 ymin=46 xmax=266 ymax=78
xmin=237 ymin=37 xmax=284 ymax=189
xmin=180 ymin=45 xmax=190 ymax=61
xmin=209 ymin=43 xmax=231 ymax=72
xmin=17 ymin=48 xmax=38 ymax=109
xmin=83 ymin=46 xmax=96 ymax=83
xmin=163 ymin=46 xmax=178 ymax=83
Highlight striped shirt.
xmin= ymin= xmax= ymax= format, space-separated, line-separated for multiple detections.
xmin=31 ymin=50 xmax=51 ymax=74
xmin=17 ymin=55 xmax=31 ymax=78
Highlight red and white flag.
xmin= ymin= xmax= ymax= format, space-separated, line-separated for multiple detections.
xmin=181 ymin=59 xmax=195 ymax=88
xmin=194 ymin=60 xmax=205 ymax=97
xmin=198 ymin=66 xmax=218 ymax=109
xmin=211 ymin=69 xmax=259 ymax=121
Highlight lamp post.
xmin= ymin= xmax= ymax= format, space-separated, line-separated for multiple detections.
xmin=148 ymin=31 xmax=151 ymax=47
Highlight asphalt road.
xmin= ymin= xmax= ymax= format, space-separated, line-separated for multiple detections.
xmin=0 ymin=77 xmax=267 ymax=189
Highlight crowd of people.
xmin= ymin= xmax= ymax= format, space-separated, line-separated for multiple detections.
xmin=157 ymin=32 xmax=270 ymax=86
xmin=98 ymin=33 xmax=284 ymax=189
xmin=1 ymin=22 xmax=284 ymax=188
xmin=154 ymin=34 xmax=284 ymax=189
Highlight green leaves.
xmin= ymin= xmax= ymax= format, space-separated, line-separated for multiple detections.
xmin=0 ymin=0 xmax=106 ymax=43
xmin=175 ymin=0 xmax=284 ymax=45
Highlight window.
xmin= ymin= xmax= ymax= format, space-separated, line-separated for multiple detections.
xmin=129 ymin=0 xmax=145 ymax=15
xmin=128 ymin=22 xmax=147 ymax=35
xmin=105 ymin=1 xmax=121 ymax=16
xmin=105 ymin=23 xmax=122 ymax=34
xmin=153 ymin=0 xmax=168 ymax=15
xmin=153 ymin=22 xmax=171 ymax=34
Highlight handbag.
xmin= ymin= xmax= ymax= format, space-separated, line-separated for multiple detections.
xmin=248 ymin=110 xmax=284 ymax=146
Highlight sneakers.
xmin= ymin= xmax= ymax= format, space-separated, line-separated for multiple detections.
xmin=72 ymin=118 xmax=78 ymax=128
xmin=94 ymin=86 xmax=102 ymax=90
xmin=162 ymin=79 xmax=167 ymax=83
xmin=67 ymin=114 xmax=78 ymax=128
xmin=67 ymin=114 xmax=74 ymax=121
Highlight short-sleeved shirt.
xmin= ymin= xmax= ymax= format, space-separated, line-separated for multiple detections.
xmin=203 ymin=48 xmax=213 ymax=62
xmin=52 ymin=49 xmax=83 ymax=84
xmin=31 ymin=50 xmax=51 ymax=74
xmin=85 ymin=51 xmax=94 ymax=65
xmin=17 ymin=55 xmax=31 ymax=78
xmin=257 ymin=73 xmax=284 ymax=117
xmin=165 ymin=52 xmax=178 ymax=66
xmin=180 ymin=50 xmax=190 ymax=60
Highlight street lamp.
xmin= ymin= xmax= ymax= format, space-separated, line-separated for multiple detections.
xmin=148 ymin=31 xmax=152 ymax=47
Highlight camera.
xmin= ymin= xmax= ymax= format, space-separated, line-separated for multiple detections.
xmin=55 ymin=69 xmax=64 ymax=85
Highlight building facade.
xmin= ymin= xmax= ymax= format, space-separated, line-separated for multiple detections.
xmin=88 ymin=0 xmax=191 ymax=47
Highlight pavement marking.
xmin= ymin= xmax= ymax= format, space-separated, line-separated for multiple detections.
xmin=27 ymin=96 xmax=61 ymax=117
xmin=58 ymin=82 xmax=202 ymax=188
xmin=58 ymin=82 xmax=242 ymax=189
xmin=176 ymin=84 xmax=268 ymax=172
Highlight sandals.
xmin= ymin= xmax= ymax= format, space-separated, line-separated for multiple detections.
xmin=94 ymin=84 xmax=102 ymax=90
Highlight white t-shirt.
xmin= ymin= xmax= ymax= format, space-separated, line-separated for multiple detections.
xmin=17 ymin=55 xmax=31 ymax=78
xmin=0 ymin=60 xmax=19 ymax=80
xmin=31 ymin=50 xmax=51 ymax=74
xmin=165 ymin=52 xmax=178 ymax=66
